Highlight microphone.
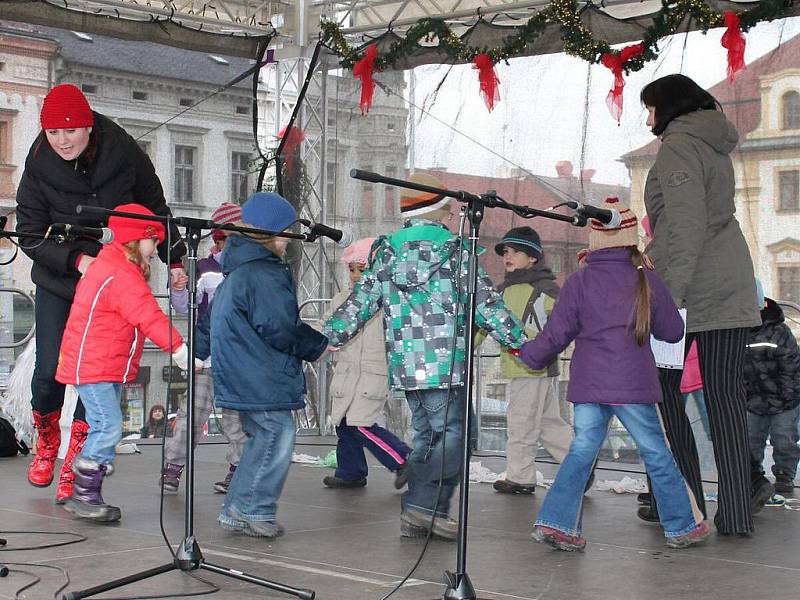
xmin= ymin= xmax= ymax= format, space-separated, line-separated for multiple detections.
xmin=299 ymin=220 xmax=353 ymax=247
xmin=564 ymin=201 xmax=622 ymax=228
xmin=50 ymin=223 xmax=114 ymax=244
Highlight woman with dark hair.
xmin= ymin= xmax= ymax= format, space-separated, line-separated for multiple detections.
xmin=141 ymin=405 xmax=170 ymax=439
xmin=639 ymin=74 xmax=763 ymax=536
xmin=16 ymin=83 xmax=185 ymax=503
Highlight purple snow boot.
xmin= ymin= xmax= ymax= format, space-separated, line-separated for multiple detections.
xmin=63 ymin=455 xmax=121 ymax=523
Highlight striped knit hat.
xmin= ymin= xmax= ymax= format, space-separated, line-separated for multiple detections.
xmin=494 ymin=226 xmax=543 ymax=260
xmin=588 ymin=197 xmax=639 ymax=251
xmin=210 ymin=202 xmax=242 ymax=241
xmin=400 ymin=172 xmax=450 ymax=217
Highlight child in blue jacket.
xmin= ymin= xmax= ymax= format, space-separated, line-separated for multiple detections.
xmin=211 ymin=192 xmax=332 ymax=539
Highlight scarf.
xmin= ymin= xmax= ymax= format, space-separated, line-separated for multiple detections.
xmin=498 ymin=264 xmax=560 ymax=298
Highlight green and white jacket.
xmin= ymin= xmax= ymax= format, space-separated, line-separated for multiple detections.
xmin=323 ymin=219 xmax=526 ymax=391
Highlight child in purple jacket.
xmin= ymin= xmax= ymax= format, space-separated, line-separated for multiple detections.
xmin=520 ymin=198 xmax=710 ymax=552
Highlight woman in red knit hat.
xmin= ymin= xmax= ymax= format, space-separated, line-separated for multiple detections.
xmin=15 ymin=83 xmax=186 ymax=503
xmin=56 ymin=204 xmax=199 ymax=522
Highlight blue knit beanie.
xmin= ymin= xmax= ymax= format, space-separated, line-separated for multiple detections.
xmin=241 ymin=192 xmax=297 ymax=233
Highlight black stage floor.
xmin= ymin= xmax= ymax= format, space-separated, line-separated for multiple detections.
xmin=2 ymin=439 xmax=798 ymax=600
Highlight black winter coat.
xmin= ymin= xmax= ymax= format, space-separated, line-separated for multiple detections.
xmin=743 ymin=299 xmax=800 ymax=416
xmin=16 ymin=112 xmax=185 ymax=300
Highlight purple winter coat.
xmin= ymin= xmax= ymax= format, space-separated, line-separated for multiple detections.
xmin=520 ymin=248 xmax=684 ymax=405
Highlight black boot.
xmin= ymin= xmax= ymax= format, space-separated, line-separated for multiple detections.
xmin=63 ymin=456 xmax=121 ymax=522
xmin=751 ymin=475 xmax=774 ymax=515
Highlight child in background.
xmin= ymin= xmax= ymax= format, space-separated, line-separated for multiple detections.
xmin=487 ymin=227 xmax=574 ymax=496
xmin=520 ymin=198 xmax=709 ymax=551
xmin=323 ymin=238 xmax=411 ymax=490
xmin=141 ymin=404 xmax=169 ymax=438
xmin=744 ymin=295 xmax=800 ymax=496
xmin=56 ymin=204 xmax=198 ymax=522
xmin=163 ymin=202 xmax=247 ymax=495
xmin=212 ymin=192 xmax=332 ymax=539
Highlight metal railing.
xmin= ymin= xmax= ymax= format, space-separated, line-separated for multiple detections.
xmin=0 ymin=288 xmax=36 ymax=348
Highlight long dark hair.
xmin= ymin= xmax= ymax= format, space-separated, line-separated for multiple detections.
xmin=640 ymin=74 xmax=722 ymax=136
xmin=629 ymin=248 xmax=651 ymax=346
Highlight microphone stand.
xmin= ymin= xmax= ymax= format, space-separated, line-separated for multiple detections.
xmin=61 ymin=206 xmax=314 ymax=600
xmin=350 ymin=170 xmax=587 ymax=600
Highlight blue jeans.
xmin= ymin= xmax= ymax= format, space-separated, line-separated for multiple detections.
xmin=748 ymin=407 xmax=800 ymax=481
xmin=682 ymin=390 xmax=711 ymax=441
xmin=220 ymin=410 xmax=295 ymax=524
xmin=402 ymin=387 xmax=466 ymax=518
xmin=536 ymin=403 xmax=701 ymax=538
xmin=75 ymin=383 xmax=123 ymax=465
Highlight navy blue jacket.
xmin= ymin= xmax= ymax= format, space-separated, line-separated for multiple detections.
xmin=210 ymin=235 xmax=328 ymax=411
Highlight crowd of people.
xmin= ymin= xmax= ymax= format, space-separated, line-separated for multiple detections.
xmin=16 ymin=76 xmax=799 ymax=550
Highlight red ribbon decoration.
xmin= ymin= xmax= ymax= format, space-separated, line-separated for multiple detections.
xmin=600 ymin=43 xmax=644 ymax=123
xmin=352 ymin=44 xmax=378 ymax=115
xmin=721 ymin=11 xmax=746 ymax=82
xmin=472 ymin=53 xmax=500 ymax=112
xmin=278 ymin=125 xmax=305 ymax=177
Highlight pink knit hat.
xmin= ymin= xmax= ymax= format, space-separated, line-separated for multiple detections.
xmin=340 ymin=237 xmax=377 ymax=265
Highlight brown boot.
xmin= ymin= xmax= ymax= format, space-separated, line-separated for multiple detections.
xmin=55 ymin=420 xmax=90 ymax=504
xmin=28 ymin=410 xmax=61 ymax=487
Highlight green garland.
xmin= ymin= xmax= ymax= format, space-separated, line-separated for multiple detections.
xmin=320 ymin=0 xmax=794 ymax=74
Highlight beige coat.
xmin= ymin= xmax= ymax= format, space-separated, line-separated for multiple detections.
xmin=644 ymin=109 xmax=760 ymax=333
xmin=326 ymin=288 xmax=390 ymax=426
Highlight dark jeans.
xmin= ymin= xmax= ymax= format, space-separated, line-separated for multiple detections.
xmin=748 ymin=407 xmax=800 ymax=482
xmin=32 ymin=286 xmax=85 ymax=422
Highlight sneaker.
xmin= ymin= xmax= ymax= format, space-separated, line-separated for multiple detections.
xmin=665 ymin=522 xmax=711 ymax=549
xmin=774 ymin=478 xmax=794 ymax=496
xmin=214 ymin=464 xmax=236 ymax=494
xmin=394 ymin=464 xmax=408 ymax=490
xmin=531 ymin=525 xmax=586 ymax=552
xmin=636 ymin=504 xmax=659 ymax=523
xmin=493 ymin=479 xmax=536 ymax=495
xmin=751 ymin=476 xmax=775 ymax=515
xmin=400 ymin=506 xmax=457 ymax=541
xmin=637 ymin=492 xmax=652 ymax=505
xmin=322 ymin=475 xmax=367 ymax=489
xmin=225 ymin=506 xmax=285 ymax=539
xmin=160 ymin=463 xmax=184 ymax=493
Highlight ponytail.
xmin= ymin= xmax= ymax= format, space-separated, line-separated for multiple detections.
xmin=629 ymin=248 xmax=651 ymax=346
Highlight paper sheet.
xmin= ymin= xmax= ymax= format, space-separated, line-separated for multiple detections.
xmin=650 ymin=308 xmax=687 ymax=369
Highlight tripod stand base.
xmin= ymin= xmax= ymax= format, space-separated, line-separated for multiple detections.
xmin=61 ymin=536 xmax=315 ymax=600
xmin=441 ymin=570 xmax=485 ymax=600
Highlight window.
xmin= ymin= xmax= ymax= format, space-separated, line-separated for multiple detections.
xmin=387 ymin=121 xmax=396 ymax=132
xmin=81 ymin=84 xmax=97 ymax=95
xmin=778 ymin=170 xmax=800 ymax=211
xmin=778 ymin=266 xmax=800 ymax=304
xmin=384 ymin=166 xmax=397 ymax=215
xmin=174 ymin=146 xmax=196 ymax=203
xmin=0 ymin=122 xmax=8 ymax=163
xmin=783 ymin=91 xmax=800 ymax=130
xmin=132 ymin=90 xmax=148 ymax=101
xmin=326 ymin=162 xmax=336 ymax=202
xmin=549 ymin=253 xmax=563 ymax=274
xmin=235 ymin=104 xmax=251 ymax=116
xmin=179 ymin=98 xmax=194 ymax=107
xmin=231 ymin=152 xmax=250 ymax=203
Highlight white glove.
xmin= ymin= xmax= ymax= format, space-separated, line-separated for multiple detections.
xmin=193 ymin=358 xmax=205 ymax=371
xmin=172 ymin=344 xmax=189 ymax=370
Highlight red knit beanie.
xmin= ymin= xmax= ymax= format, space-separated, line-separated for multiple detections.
xmin=40 ymin=84 xmax=94 ymax=130
xmin=108 ymin=204 xmax=166 ymax=245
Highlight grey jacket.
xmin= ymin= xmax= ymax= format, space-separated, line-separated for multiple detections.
xmin=644 ymin=109 xmax=760 ymax=333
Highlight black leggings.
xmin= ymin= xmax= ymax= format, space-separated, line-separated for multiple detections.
xmin=31 ymin=286 xmax=85 ymax=422
xmin=655 ymin=328 xmax=753 ymax=534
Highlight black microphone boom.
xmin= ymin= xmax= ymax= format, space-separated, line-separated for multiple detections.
xmin=563 ymin=201 xmax=622 ymax=228
xmin=298 ymin=219 xmax=352 ymax=247
xmin=50 ymin=223 xmax=114 ymax=244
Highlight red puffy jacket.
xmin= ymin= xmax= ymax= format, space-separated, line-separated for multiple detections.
xmin=56 ymin=243 xmax=183 ymax=385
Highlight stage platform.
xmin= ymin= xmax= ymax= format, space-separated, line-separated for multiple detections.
xmin=2 ymin=438 xmax=798 ymax=600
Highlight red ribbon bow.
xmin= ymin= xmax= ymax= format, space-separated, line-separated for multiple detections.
xmin=600 ymin=43 xmax=644 ymax=123
xmin=721 ymin=11 xmax=746 ymax=82
xmin=472 ymin=53 xmax=500 ymax=112
xmin=278 ymin=125 xmax=305 ymax=177
xmin=353 ymin=44 xmax=378 ymax=115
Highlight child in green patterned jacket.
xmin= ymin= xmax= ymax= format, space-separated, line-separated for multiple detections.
xmin=323 ymin=173 xmax=526 ymax=539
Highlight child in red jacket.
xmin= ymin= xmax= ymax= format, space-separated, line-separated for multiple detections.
xmin=56 ymin=203 xmax=194 ymax=522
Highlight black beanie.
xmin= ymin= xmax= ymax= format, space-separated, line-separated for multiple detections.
xmin=494 ymin=226 xmax=543 ymax=260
